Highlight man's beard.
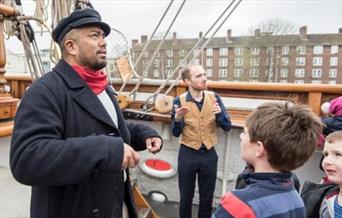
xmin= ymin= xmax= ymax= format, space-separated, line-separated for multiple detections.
xmin=91 ymin=61 xmax=107 ymax=71
xmin=80 ymin=59 xmax=107 ymax=71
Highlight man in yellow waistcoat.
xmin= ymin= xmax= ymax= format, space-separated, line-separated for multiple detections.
xmin=171 ymin=64 xmax=232 ymax=218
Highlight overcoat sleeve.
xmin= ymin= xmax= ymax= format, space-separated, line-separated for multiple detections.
xmin=10 ymin=82 xmax=124 ymax=186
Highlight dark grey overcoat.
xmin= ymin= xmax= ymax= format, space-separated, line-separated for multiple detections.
xmin=10 ymin=59 xmax=161 ymax=218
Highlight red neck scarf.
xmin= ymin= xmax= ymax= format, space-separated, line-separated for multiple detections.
xmin=72 ymin=64 xmax=108 ymax=95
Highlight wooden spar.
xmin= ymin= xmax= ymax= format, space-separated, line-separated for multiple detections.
xmin=0 ymin=3 xmax=19 ymax=120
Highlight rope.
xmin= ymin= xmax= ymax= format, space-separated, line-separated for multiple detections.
xmin=34 ymin=0 xmax=48 ymax=31
xmin=74 ymin=0 xmax=92 ymax=10
xmin=19 ymin=22 xmax=42 ymax=80
xmin=163 ymin=0 xmax=242 ymax=96
xmin=51 ymin=0 xmax=72 ymax=29
xmin=128 ymin=0 xmax=186 ymax=99
xmin=142 ymin=0 xmax=242 ymax=111
xmin=16 ymin=15 xmax=61 ymax=64
xmin=3 ymin=0 xmax=16 ymax=38
xmin=118 ymin=0 xmax=175 ymax=93
xmin=49 ymin=0 xmax=73 ymax=63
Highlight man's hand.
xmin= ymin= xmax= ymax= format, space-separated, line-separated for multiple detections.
xmin=174 ymin=104 xmax=190 ymax=121
xmin=145 ymin=137 xmax=162 ymax=154
xmin=213 ymin=99 xmax=221 ymax=114
xmin=122 ymin=143 xmax=140 ymax=170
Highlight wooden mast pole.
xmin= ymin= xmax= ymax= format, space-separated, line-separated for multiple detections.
xmin=0 ymin=3 xmax=19 ymax=120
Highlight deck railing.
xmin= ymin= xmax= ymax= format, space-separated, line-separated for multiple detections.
xmin=2 ymin=74 xmax=342 ymax=137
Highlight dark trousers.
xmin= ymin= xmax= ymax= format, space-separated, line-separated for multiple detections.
xmin=178 ymin=145 xmax=218 ymax=218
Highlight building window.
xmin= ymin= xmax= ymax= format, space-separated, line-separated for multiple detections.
xmin=330 ymin=57 xmax=338 ymax=66
xmin=166 ymin=59 xmax=173 ymax=68
xmin=166 ymin=49 xmax=173 ymax=57
xmin=143 ymin=51 xmax=149 ymax=58
xmin=219 ymin=58 xmax=228 ymax=67
xmin=249 ymin=69 xmax=259 ymax=78
xmin=313 ymin=57 xmax=323 ymax=66
xmin=296 ymin=46 xmax=306 ymax=55
xmin=219 ymin=69 xmax=228 ymax=77
xmin=154 ymin=59 xmax=159 ymax=67
xmin=266 ymin=69 xmax=273 ymax=78
xmin=250 ymin=79 xmax=259 ymax=83
xmin=251 ymin=47 xmax=260 ymax=55
xmin=234 ymin=47 xmax=244 ymax=56
xmin=312 ymin=69 xmax=322 ymax=78
xmin=153 ymin=70 xmax=159 ymax=77
xmin=280 ymin=69 xmax=288 ymax=78
xmin=165 ymin=69 xmax=173 ymax=77
xmin=219 ymin=48 xmax=228 ymax=56
xmin=267 ymin=47 xmax=274 ymax=55
xmin=206 ymin=48 xmax=213 ymax=56
xmin=250 ymin=58 xmax=259 ymax=67
xmin=234 ymin=69 xmax=242 ymax=77
xmin=180 ymin=58 xmax=187 ymax=67
xmin=282 ymin=46 xmax=289 ymax=55
xmin=331 ymin=45 xmax=339 ymax=54
xmin=206 ymin=69 xmax=212 ymax=77
xmin=281 ymin=58 xmax=289 ymax=66
xmin=295 ymin=69 xmax=305 ymax=78
xmin=193 ymin=49 xmax=201 ymax=57
xmin=329 ymin=69 xmax=337 ymax=78
xmin=142 ymin=60 xmax=148 ymax=68
xmin=206 ymin=58 xmax=212 ymax=67
xmin=296 ymin=57 xmax=306 ymax=66
xmin=329 ymin=80 xmax=336 ymax=84
xmin=295 ymin=80 xmax=304 ymax=84
xmin=280 ymin=80 xmax=287 ymax=83
xmin=313 ymin=45 xmax=323 ymax=54
xmin=179 ymin=49 xmax=187 ymax=57
xmin=312 ymin=80 xmax=321 ymax=84
xmin=234 ymin=58 xmax=243 ymax=66
xmin=42 ymin=61 xmax=50 ymax=73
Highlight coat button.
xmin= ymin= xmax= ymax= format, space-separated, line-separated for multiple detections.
xmin=92 ymin=168 xmax=100 ymax=178
xmin=92 ymin=208 xmax=100 ymax=216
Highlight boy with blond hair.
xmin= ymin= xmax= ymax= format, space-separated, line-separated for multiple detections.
xmin=320 ymin=131 xmax=342 ymax=217
xmin=213 ymin=101 xmax=323 ymax=218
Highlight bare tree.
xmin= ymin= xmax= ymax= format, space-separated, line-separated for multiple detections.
xmin=245 ymin=18 xmax=298 ymax=83
xmin=248 ymin=18 xmax=298 ymax=35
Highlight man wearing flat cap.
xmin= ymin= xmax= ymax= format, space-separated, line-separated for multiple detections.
xmin=10 ymin=8 xmax=162 ymax=218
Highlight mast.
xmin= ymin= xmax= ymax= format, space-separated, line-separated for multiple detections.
xmin=0 ymin=3 xmax=19 ymax=120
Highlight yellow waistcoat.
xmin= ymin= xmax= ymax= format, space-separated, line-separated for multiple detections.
xmin=179 ymin=91 xmax=217 ymax=150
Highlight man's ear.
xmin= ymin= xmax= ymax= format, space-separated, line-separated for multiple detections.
xmin=255 ymin=141 xmax=266 ymax=157
xmin=64 ymin=39 xmax=77 ymax=56
xmin=184 ymin=78 xmax=191 ymax=86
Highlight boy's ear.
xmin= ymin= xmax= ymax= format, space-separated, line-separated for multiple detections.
xmin=255 ymin=141 xmax=266 ymax=157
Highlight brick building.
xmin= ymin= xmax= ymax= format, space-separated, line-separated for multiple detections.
xmin=126 ymin=26 xmax=342 ymax=84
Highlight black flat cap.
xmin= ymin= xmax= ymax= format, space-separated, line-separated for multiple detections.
xmin=52 ymin=8 xmax=111 ymax=44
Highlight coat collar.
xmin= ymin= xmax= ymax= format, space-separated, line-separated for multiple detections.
xmin=53 ymin=59 xmax=118 ymax=129
xmin=53 ymin=59 xmax=87 ymax=89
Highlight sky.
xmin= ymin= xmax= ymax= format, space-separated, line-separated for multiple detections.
xmin=5 ymin=0 xmax=342 ymax=52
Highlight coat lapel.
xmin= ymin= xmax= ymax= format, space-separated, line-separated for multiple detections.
xmin=73 ymin=87 xmax=116 ymax=128
xmin=53 ymin=60 xmax=116 ymax=129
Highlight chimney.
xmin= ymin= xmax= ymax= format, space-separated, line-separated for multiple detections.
xmin=199 ymin=31 xmax=203 ymax=39
xmin=299 ymin=26 xmax=308 ymax=40
xmin=339 ymin=28 xmax=342 ymax=34
xmin=226 ymin=29 xmax=232 ymax=42
xmin=141 ymin=35 xmax=148 ymax=43
xmin=131 ymin=39 xmax=139 ymax=47
xmin=173 ymin=32 xmax=177 ymax=41
xmin=255 ymin=29 xmax=261 ymax=37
